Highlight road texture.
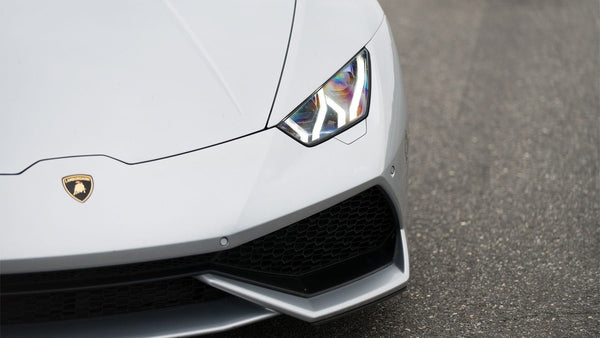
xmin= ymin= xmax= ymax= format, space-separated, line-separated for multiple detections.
xmin=214 ymin=0 xmax=599 ymax=336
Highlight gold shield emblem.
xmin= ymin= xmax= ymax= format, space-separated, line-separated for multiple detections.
xmin=62 ymin=174 xmax=94 ymax=203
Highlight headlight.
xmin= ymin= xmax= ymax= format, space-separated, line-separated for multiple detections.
xmin=278 ymin=49 xmax=370 ymax=146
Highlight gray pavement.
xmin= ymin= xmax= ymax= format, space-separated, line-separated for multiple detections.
xmin=213 ymin=0 xmax=599 ymax=336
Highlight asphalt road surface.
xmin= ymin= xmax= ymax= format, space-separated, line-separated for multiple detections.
xmin=213 ymin=1 xmax=599 ymax=336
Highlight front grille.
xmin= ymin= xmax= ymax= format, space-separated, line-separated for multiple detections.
xmin=214 ymin=186 xmax=397 ymax=276
xmin=1 ymin=253 xmax=215 ymax=295
xmin=1 ymin=277 xmax=226 ymax=325
xmin=212 ymin=186 xmax=398 ymax=295
xmin=1 ymin=186 xmax=399 ymax=324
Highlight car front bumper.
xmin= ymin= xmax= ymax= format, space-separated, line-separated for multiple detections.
xmin=2 ymin=231 xmax=407 ymax=338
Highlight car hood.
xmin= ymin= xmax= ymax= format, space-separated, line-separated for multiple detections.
xmin=0 ymin=0 xmax=294 ymax=174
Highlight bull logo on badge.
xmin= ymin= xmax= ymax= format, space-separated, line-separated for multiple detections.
xmin=62 ymin=174 xmax=94 ymax=203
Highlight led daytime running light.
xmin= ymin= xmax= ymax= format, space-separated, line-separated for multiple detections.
xmin=278 ymin=49 xmax=370 ymax=146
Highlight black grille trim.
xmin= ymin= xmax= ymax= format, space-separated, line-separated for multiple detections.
xmin=212 ymin=186 xmax=398 ymax=295
xmin=1 ymin=277 xmax=227 ymax=325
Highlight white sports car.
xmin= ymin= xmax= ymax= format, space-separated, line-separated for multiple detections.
xmin=0 ymin=0 xmax=409 ymax=336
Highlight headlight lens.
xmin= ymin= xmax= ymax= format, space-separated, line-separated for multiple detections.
xmin=278 ymin=49 xmax=370 ymax=146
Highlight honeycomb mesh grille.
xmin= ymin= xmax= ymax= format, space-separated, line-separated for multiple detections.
xmin=1 ymin=254 xmax=214 ymax=294
xmin=1 ymin=277 xmax=226 ymax=325
xmin=214 ymin=186 xmax=396 ymax=276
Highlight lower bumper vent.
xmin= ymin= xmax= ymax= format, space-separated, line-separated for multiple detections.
xmin=1 ymin=277 xmax=226 ymax=325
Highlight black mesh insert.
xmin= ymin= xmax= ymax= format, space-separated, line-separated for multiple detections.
xmin=1 ymin=186 xmax=399 ymax=324
xmin=2 ymin=253 xmax=215 ymax=295
xmin=1 ymin=277 xmax=226 ymax=325
xmin=214 ymin=186 xmax=396 ymax=276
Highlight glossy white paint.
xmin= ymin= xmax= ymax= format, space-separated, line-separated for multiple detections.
xmin=334 ymin=119 xmax=367 ymax=145
xmin=267 ymin=0 xmax=384 ymax=127
xmin=0 ymin=0 xmax=294 ymax=174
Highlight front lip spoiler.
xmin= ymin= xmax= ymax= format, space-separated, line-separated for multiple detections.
xmin=2 ymin=231 xmax=408 ymax=337
xmin=197 ymin=229 xmax=409 ymax=323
